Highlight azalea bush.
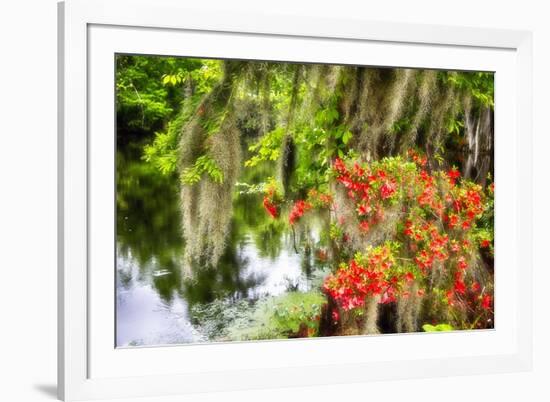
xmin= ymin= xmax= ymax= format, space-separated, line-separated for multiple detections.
xmin=261 ymin=150 xmax=494 ymax=333
xmin=323 ymin=243 xmax=405 ymax=310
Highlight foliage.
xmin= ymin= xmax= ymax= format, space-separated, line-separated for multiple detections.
xmin=141 ymin=114 xmax=183 ymax=175
xmin=245 ymin=127 xmax=286 ymax=167
xmin=116 ymin=55 xmax=206 ymax=132
xmin=422 ymin=323 xmax=454 ymax=332
xmin=180 ymin=154 xmax=224 ymax=184
xmin=446 ymin=71 xmax=494 ymax=108
xmin=131 ymin=57 xmax=223 ymax=176
xmin=161 ymin=59 xmax=222 ymax=92
xmin=226 ymin=292 xmax=326 ymax=340
xmin=116 ymin=55 xmax=495 ymax=337
xmin=270 ymin=291 xmax=326 ymax=336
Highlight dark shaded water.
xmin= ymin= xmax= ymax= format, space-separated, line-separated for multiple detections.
xmin=116 ymin=146 xmax=322 ymax=347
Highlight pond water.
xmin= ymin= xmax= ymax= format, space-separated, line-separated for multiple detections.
xmin=116 ymin=146 xmax=323 ymax=347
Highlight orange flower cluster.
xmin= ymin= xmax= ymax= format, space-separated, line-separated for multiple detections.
xmin=333 ymin=158 xmax=399 ymax=233
xmin=289 ymin=200 xmax=313 ymax=225
xmin=323 ymin=244 xmax=404 ymax=310
xmin=262 ymin=182 xmax=281 ymax=218
xmin=332 ymin=154 xmax=493 ymax=311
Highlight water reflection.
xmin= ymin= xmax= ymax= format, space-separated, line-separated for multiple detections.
xmin=116 ymin=252 xmax=203 ymax=346
xmin=116 ymin=143 xmax=320 ymax=346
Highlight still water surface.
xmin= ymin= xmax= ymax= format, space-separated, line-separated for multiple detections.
xmin=116 ymin=147 xmax=318 ymax=347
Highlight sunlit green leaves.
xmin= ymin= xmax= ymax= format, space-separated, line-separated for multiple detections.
xmin=315 ymin=107 xmax=339 ymax=126
xmin=181 ymin=155 xmax=224 ymax=185
xmin=245 ymin=127 xmax=285 ymax=167
xmin=446 ymin=71 xmax=494 ymax=108
xmin=270 ymin=291 xmax=326 ymax=334
xmin=162 ymin=73 xmax=184 ymax=86
xmin=142 ymin=105 xmax=194 ymax=176
xmin=342 ymin=130 xmax=353 ymax=145
xmin=422 ymin=323 xmax=454 ymax=332
xmin=161 ymin=59 xmax=222 ymax=91
xmin=446 ymin=117 xmax=464 ymax=135
xmin=201 ymin=108 xmax=229 ymax=136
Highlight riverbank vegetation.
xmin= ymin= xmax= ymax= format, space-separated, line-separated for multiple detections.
xmin=116 ymin=54 xmax=494 ymax=345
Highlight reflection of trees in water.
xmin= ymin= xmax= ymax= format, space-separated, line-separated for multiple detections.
xmin=151 ymin=259 xmax=184 ymax=302
xmin=116 ymin=143 xmax=280 ymax=308
xmin=251 ymin=220 xmax=286 ymax=260
xmin=234 ymin=192 xmax=286 ymax=261
xmin=232 ymin=161 xmax=287 ymax=260
xmin=180 ymin=220 xmax=267 ymax=308
xmin=117 ymin=267 xmax=133 ymax=291
xmin=116 ymin=139 xmax=327 ymax=325
xmin=116 ymin=146 xmax=182 ymax=266
xmin=116 ymin=144 xmax=185 ymax=303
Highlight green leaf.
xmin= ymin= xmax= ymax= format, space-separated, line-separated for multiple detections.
xmin=422 ymin=323 xmax=454 ymax=332
xmin=342 ymin=131 xmax=353 ymax=145
xmin=180 ymin=154 xmax=224 ymax=185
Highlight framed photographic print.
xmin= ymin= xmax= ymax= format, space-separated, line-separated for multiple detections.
xmin=58 ymin=0 xmax=533 ymax=400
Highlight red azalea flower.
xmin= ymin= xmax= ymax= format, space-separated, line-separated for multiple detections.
xmin=457 ymin=256 xmax=468 ymax=271
xmin=415 ymin=250 xmax=433 ymax=270
xmin=480 ymin=239 xmax=491 ymax=248
xmin=334 ymin=158 xmax=347 ymax=174
xmin=450 ymin=241 xmax=460 ymax=253
xmin=352 ymin=162 xmax=364 ymax=176
xmin=453 ymin=279 xmax=466 ymax=295
xmin=448 ymin=214 xmax=459 ymax=229
xmin=446 ymin=290 xmax=455 ymax=306
xmin=323 ymin=245 xmax=397 ymax=311
xmin=289 ymin=200 xmax=312 ymax=225
xmin=448 ymin=168 xmax=461 ymax=185
xmin=481 ymin=294 xmax=492 ymax=310
xmin=358 ymin=203 xmax=371 ymax=216
xmin=263 ymin=197 xmax=278 ymax=218
xmin=380 ymin=180 xmax=397 ymax=199
xmin=403 ymin=220 xmax=414 ymax=236
xmin=359 ymin=220 xmax=370 ymax=232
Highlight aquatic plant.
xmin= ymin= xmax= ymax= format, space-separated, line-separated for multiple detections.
xmin=226 ymin=291 xmax=326 ymax=341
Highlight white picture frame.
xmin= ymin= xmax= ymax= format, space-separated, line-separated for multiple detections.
xmin=58 ymin=0 xmax=533 ymax=400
